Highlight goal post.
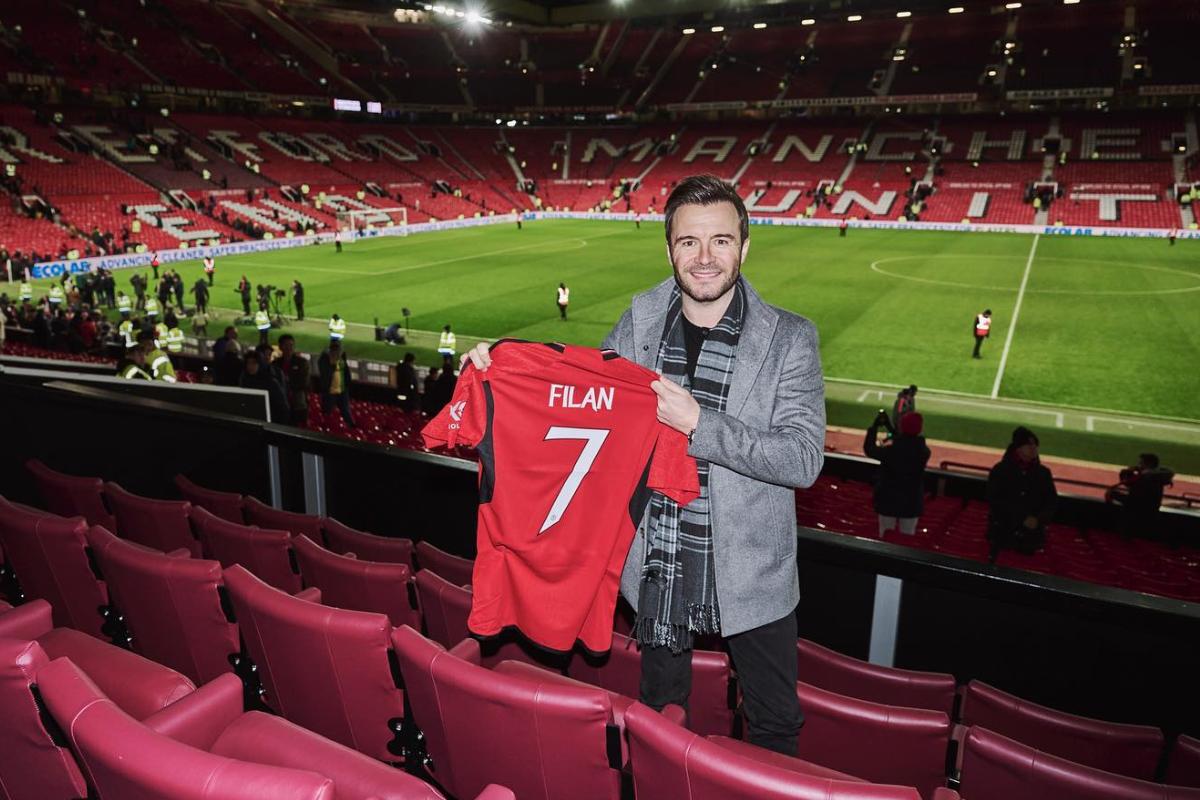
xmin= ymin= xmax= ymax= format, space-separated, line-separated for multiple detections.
xmin=335 ymin=207 xmax=408 ymax=240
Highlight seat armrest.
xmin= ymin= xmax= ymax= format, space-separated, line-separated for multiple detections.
xmin=932 ymin=788 xmax=961 ymax=800
xmin=143 ymin=673 xmax=245 ymax=750
xmin=293 ymin=587 xmax=322 ymax=603
xmin=166 ymin=548 xmax=193 ymax=559
xmin=661 ymin=703 xmax=687 ymax=727
xmin=474 ymin=786 xmax=516 ymax=800
xmin=0 ymin=599 xmax=53 ymax=640
xmin=449 ymin=637 xmax=482 ymax=664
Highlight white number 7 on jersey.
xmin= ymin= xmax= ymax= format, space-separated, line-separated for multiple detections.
xmin=539 ymin=426 xmax=610 ymax=535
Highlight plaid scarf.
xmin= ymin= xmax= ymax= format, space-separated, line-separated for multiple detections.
xmin=635 ymin=280 xmax=745 ymax=653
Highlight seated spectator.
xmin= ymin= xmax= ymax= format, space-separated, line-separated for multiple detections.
xmin=864 ymin=411 xmax=930 ymax=535
xmin=1107 ymin=453 xmax=1175 ymax=538
xmin=987 ymin=427 xmax=1057 ymax=562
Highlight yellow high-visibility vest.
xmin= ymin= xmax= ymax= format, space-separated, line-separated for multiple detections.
xmin=438 ymin=330 xmax=456 ymax=353
xmin=165 ymin=327 xmax=184 ymax=353
xmin=117 ymin=294 xmax=132 ymax=313
xmin=328 ymin=317 xmax=347 ymax=339
xmin=255 ymin=310 xmax=271 ymax=331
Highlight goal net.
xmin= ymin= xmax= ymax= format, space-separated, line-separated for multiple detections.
xmin=335 ymin=207 xmax=408 ymax=240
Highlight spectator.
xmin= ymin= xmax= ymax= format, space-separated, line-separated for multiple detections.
xmin=191 ymin=309 xmax=209 ymax=338
xmin=239 ymin=349 xmax=290 ymax=424
xmin=317 ymin=340 xmax=355 ymax=427
xmin=420 ymin=366 xmax=440 ymax=416
xmin=1107 ymin=453 xmax=1175 ymax=538
xmin=987 ymin=426 xmax=1057 ymax=562
xmin=116 ymin=343 xmax=152 ymax=380
xmin=211 ymin=326 xmax=242 ymax=386
xmin=864 ymin=411 xmax=930 ymax=536
xmin=274 ymin=334 xmax=311 ymax=427
xmin=891 ymin=384 xmax=918 ymax=432
xmin=396 ymin=351 xmax=419 ymax=412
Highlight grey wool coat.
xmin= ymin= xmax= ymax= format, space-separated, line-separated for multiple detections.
xmin=602 ymin=276 xmax=826 ymax=637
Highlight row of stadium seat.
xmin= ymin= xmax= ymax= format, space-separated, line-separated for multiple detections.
xmin=3 ymin=463 xmax=1199 ymax=798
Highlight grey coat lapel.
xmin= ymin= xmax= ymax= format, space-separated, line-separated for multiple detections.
xmin=725 ymin=280 xmax=778 ymax=418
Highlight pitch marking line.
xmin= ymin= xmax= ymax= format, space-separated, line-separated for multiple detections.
xmin=991 ymin=233 xmax=1039 ymax=400
xmin=851 ymin=388 xmax=1064 ymax=427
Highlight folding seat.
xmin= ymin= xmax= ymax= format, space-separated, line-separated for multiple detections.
xmin=414 ymin=568 xmax=474 ymax=648
xmin=85 ymin=525 xmax=240 ymax=685
xmin=0 ymin=599 xmax=197 ymax=800
xmin=293 ymin=534 xmax=421 ymax=630
xmin=104 ymin=481 xmax=202 ymax=557
xmin=958 ymin=679 xmax=1164 ymax=780
xmin=796 ymin=638 xmax=957 ymax=716
xmin=26 ymin=458 xmax=116 ymax=530
xmin=625 ymin=702 xmax=962 ymax=800
xmin=392 ymin=625 xmax=627 ymax=800
xmin=175 ymin=473 xmax=245 ymax=522
xmin=0 ymin=497 xmax=108 ymax=638
xmin=191 ymin=505 xmax=303 ymax=593
xmin=323 ymin=516 xmax=415 ymax=568
xmin=244 ymin=495 xmax=325 ymax=539
xmin=567 ymin=630 xmax=737 ymax=737
xmin=795 ymin=680 xmax=952 ymax=799
xmin=1168 ymin=735 xmax=1200 ymax=788
xmin=223 ymin=565 xmax=408 ymax=762
xmin=415 ymin=540 xmax=475 ymax=586
xmin=959 ymin=726 xmax=1200 ymax=800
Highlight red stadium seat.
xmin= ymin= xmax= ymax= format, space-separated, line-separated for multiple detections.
xmin=85 ymin=525 xmax=240 ymax=685
xmin=190 ymin=506 xmax=303 ymax=594
xmin=415 ymin=541 xmax=475 ymax=586
xmin=322 ymin=517 xmax=415 ymax=569
xmin=392 ymin=625 xmax=623 ymax=800
xmin=104 ymin=481 xmax=201 ymax=557
xmin=958 ymin=726 xmax=1200 ymax=800
xmin=797 ymin=638 xmax=958 ymax=716
xmin=293 ymin=534 xmax=421 ymax=630
xmin=959 ymin=679 xmax=1164 ymax=780
xmin=223 ymin=565 xmax=407 ymax=763
xmin=243 ymin=495 xmax=325 ymax=540
xmin=795 ymin=680 xmax=952 ymax=799
xmin=413 ymin=568 xmax=473 ymax=649
xmin=26 ymin=459 xmax=116 ymax=530
xmin=1168 ymin=735 xmax=1200 ymax=789
xmin=0 ymin=497 xmax=109 ymax=638
xmin=174 ymin=474 xmax=246 ymax=523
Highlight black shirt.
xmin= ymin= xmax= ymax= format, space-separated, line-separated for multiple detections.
xmin=681 ymin=315 xmax=709 ymax=383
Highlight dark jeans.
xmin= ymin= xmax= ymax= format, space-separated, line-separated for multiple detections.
xmin=973 ymin=334 xmax=986 ymax=357
xmin=640 ymin=610 xmax=802 ymax=755
xmin=321 ymin=392 xmax=354 ymax=427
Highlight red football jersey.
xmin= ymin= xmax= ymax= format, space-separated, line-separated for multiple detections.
xmin=422 ymin=341 xmax=700 ymax=652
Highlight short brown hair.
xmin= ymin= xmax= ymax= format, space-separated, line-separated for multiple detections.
xmin=663 ymin=174 xmax=749 ymax=245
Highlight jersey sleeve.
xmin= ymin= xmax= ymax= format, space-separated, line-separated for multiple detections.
xmin=421 ymin=365 xmax=488 ymax=449
xmin=648 ymin=425 xmax=701 ymax=507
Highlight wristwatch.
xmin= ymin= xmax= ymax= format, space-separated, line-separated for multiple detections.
xmin=687 ymin=427 xmax=696 ymax=445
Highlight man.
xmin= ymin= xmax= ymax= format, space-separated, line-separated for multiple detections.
xmin=318 ymin=340 xmax=355 ymax=427
xmin=203 ymin=255 xmax=216 ymax=285
xmin=191 ymin=308 xmax=209 ymax=339
xmin=556 ymin=282 xmax=570 ymax=321
xmin=138 ymin=330 xmax=176 ymax=383
xmin=144 ymin=293 xmax=160 ymax=320
xmin=150 ymin=252 xmax=160 ymax=281
xmin=48 ymin=281 xmax=64 ymax=308
xmin=212 ymin=326 xmax=243 ymax=386
xmin=292 ymin=280 xmax=305 ymax=320
xmin=116 ymin=291 xmax=132 ymax=318
xmin=130 ymin=272 xmax=147 ymax=311
xmin=396 ymin=351 xmax=419 ymax=412
xmin=334 ymin=229 xmax=343 ymax=254
xmin=165 ymin=316 xmax=185 ymax=360
xmin=1108 ymin=453 xmax=1175 ymax=539
xmin=274 ymin=334 xmax=311 ymax=426
xmin=839 ymin=218 xmax=848 ymax=237
xmin=437 ymin=324 xmax=456 ymax=358
xmin=116 ymin=343 xmax=152 ymax=380
xmin=240 ymin=349 xmax=290 ymax=424
xmin=987 ymin=426 xmax=1056 ymax=562
xmin=172 ymin=271 xmax=185 ymax=310
xmin=19 ymin=277 xmax=33 ymax=304
xmin=328 ymin=313 xmax=346 ymax=342
xmin=254 ymin=304 xmax=272 ymax=347
xmin=972 ymin=309 xmax=991 ymax=359
xmin=191 ymin=277 xmax=209 ymax=314
xmin=890 ymin=384 xmax=918 ymax=432
xmin=238 ymin=275 xmax=251 ymax=316
xmin=463 ymin=174 xmax=825 ymax=755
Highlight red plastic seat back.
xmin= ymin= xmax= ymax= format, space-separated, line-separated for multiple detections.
xmin=26 ymin=459 xmax=116 ymax=530
xmin=625 ymin=701 xmax=925 ymax=800
xmin=104 ymin=482 xmax=200 ymax=557
xmin=0 ymin=637 xmax=89 ymax=800
xmin=415 ymin=541 xmax=474 ymax=586
xmin=960 ymin=726 xmax=1200 ymax=800
xmin=1169 ymin=735 xmax=1200 ymax=789
xmin=795 ymin=680 xmax=951 ymax=798
xmin=414 ymin=568 xmax=473 ymax=648
xmin=293 ymin=535 xmax=420 ymax=630
xmin=36 ymin=657 xmax=336 ymax=800
xmin=190 ymin=506 xmax=302 ymax=594
xmin=391 ymin=625 xmax=621 ymax=800
xmin=0 ymin=496 xmax=108 ymax=637
xmin=322 ymin=517 xmax=414 ymax=569
xmin=223 ymin=565 xmax=406 ymax=763
xmin=244 ymin=496 xmax=324 ymax=540
xmin=960 ymin=680 xmax=1164 ymax=780
xmin=797 ymin=639 xmax=957 ymax=717
xmin=86 ymin=525 xmax=239 ymax=685
xmin=174 ymin=474 xmax=245 ymax=523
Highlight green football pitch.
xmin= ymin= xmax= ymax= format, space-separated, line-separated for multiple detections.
xmin=29 ymin=219 xmax=1200 ymax=472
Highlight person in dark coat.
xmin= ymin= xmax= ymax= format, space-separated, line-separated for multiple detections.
xmin=239 ymin=349 xmax=290 ymax=424
xmin=987 ymin=426 xmax=1057 ymax=562
xmin=864 ymin=411 xmax=931 ymax=535
xmin=396 ymin=352 xmax=419 ymax=412
xmin=273 ymin=334 xmax=311 ymax=427
xmin=317 ymin=341 xmax=355 ymax=427
xmin=1107 ymin=453 xmax=1175 ymax=539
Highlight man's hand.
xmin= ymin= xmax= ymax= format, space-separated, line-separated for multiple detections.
xmin=461 ymin=342 xmax=492 ymax=371
xmin=651 ymin=376 xmax=701 ymax=437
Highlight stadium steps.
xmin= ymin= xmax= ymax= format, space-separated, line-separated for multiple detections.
xmin=634 ymin=33 xmax=689 ymax=110
xmin=240 ymin=0 xmax=367 ymax=97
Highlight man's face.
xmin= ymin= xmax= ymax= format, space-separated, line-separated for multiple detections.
xmin=280 ymin=339 xmax=295 ymax=357
xmin=245 ymin=358 xmax=260 ymax=375
xmin=667 ymin=202 xmax=749 ymax=304
xmin=1016 ymin=441 xmax=1039 ymax=464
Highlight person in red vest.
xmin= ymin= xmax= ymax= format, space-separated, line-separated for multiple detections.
xmin=972 ymin=309 xmax=992 ymax=359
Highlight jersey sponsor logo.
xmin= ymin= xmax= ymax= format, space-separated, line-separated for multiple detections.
xmin=449 ymin=400 xmax=466 ymax=421
xmin=548 ymin=383 xmax=614 ymax=412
